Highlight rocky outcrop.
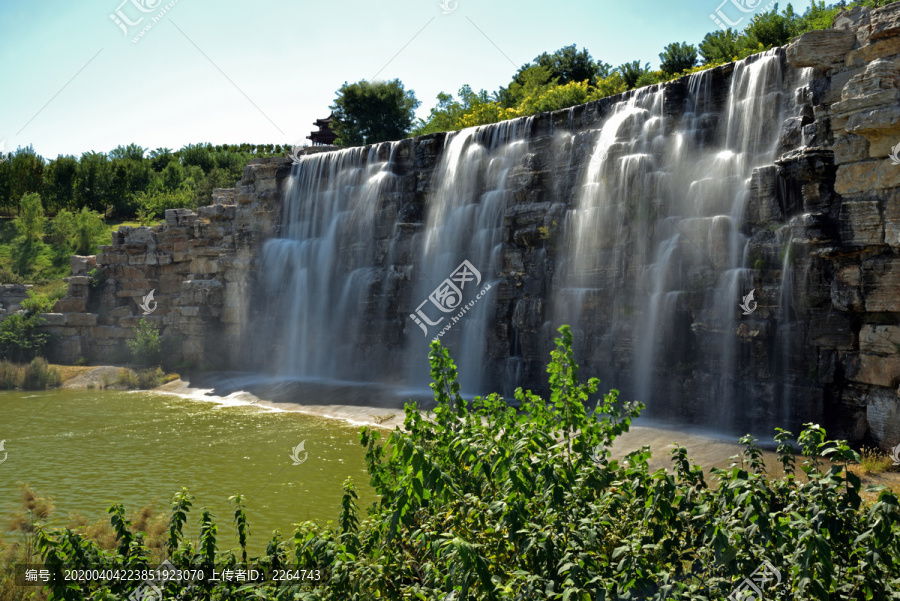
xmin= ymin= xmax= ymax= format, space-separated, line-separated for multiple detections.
xmin=44 ymin=161 xmax=291 ymax=368
xmin=782 ymin=3 xmax=900 ymax=446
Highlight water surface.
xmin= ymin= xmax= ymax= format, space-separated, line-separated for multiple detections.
xmin=0 ymin=388 xmax=377 ymax=553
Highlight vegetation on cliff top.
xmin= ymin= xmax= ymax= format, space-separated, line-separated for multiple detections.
xmin=12 ymin=326 xmax=900 ymax=600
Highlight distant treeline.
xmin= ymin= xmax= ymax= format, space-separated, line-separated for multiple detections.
xmin=408 ymin=0 xmax=895 ymax=137
xmin=0 ymin=143 xmax=289 ymax=220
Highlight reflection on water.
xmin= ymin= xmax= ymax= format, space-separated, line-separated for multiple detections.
xmin=0 ymin=388 xmax=377 ymax=552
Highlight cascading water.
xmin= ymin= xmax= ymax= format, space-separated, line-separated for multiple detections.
xmin=259 ymin=143 xmax=401 ymax=381
xmin=254 ymin=48 xmax=814 ymax=434
xmin=550 ymin=49 xmax=811 ymax=431
xmin=408 ymin=118 xmax=533 ymax=393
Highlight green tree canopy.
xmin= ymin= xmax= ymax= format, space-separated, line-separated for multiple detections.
xmin=699 ymin=29 xmax=743 ymax=64
xmin=330 ymin=79 xmax=421 ymax=146
xmin=659 ymin=42 xmax=699 ymax=76
xmin=616 ymin=61 xmax=652 ymax=89
xmin=499 ymin=45 xmax=610 ymax=107
xmin=14 ymin=193 xmax=45 ymax=243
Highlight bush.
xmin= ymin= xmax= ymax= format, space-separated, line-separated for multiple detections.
xmin=0 ymin=360 xmax=20 ymax=389
xmin=114 ymin=369 xmax=138 ymax=389
xmin=72 ymin=207 xmax=106 ymax=255
xmin=20 ymin=290 xmax=54 ymax=314
xmin=0 ymin=313 xmax=49 ymax=363
xmin=115 ymin=366 xmax=164 ymax=389
xmin=27 ymin=327 xmax=900 ymax=599
xmin=126 ymin=318 xmax=161 ymax=366
xmin=14 ymin=192 xmax=46 ymax=244
xmin=21 ymin=357 xmax=61 ymax=390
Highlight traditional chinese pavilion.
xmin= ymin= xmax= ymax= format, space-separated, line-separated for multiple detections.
xmin=307 ymin=113 xmax=338 ymax=146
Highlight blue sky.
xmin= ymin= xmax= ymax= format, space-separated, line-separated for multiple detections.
xmin=1 ymin=0 xmax=817 ymax=159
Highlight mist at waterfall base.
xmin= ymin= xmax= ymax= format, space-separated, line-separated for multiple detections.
xmin=250 ymin=49 xmax=815 ymax=439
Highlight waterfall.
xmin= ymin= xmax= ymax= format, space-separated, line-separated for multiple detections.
xmin=550 ymin=49 xmax=808 ymax=430
xmin=408 ymin=118 xmax=534 ymax=393
xmin=259 ymin=143 xmax=401 ymax=381
xmin=254 ymin=48 xmax=814 ymax=434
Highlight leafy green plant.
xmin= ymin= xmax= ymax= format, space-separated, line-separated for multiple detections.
xmin=0 ymin=313 xmax=49 ymax=363
xmin=126 ymin=318 xmax=161 ymax=367
xmin=20 ymin=290 xmax=54 ymax=314
xmin=14 ymin=193 xmax=46 ymax=244
xmin=72 ymin=207 xmax=106 ymax=255
xmin=21 ymin=327 xmax=900 ymax=599
xmin=87 ymin=267 xmax=107 ymax=291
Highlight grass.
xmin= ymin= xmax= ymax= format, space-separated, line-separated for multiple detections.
xmin=857 ymin=447 xmax=896 ymax=476
xmin=0 ymin=358 xmax=63 ymax=390
xmin=0 ymin=218 xmax=143 ymax=289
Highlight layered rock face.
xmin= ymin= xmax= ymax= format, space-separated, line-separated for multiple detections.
xmin=46 ymin=4 xmax=900 ymax=446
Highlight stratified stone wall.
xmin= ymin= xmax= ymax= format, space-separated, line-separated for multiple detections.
xmin=784 ymin=3 xmax=900 ymax=446
xmin=43 ymin=159 xmax=291 ymax=368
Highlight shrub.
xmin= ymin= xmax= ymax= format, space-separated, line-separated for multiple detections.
xmin=114 ymin=369 xmax=139 ymax=389
xmin=126 ymin=318 xmax=161 ymax=366
xmin=0 ymin=360 xmax=20 ymax=389
xmin=21 ymin=357 xmax=61 ymax=390
xmin=87 ymin=267 xmax=107 ymax=291
xmin=14 ymin=192 xmax=46 ymax=243
xmin=27 ymin=327 xmax=900 ymax=599
xmin=72 ymin=207 xmax=106 ymax=255
xmin=0 ymin=313 xmax=49 ymax=363
xmin=115 ymin=366 xmax=164 ymax=389
xmin=20 ymin=290 xmax=54 ymax=314
xmin=73 ymin=357 xmax=89 ymax=366
xmin=136 ymin=367 xmax=164 ymax=389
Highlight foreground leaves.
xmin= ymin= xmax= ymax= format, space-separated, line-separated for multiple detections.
xmin=31 ymin=326 xmax=900 ymax=600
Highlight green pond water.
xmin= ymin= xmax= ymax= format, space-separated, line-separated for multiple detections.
xmin=0 ymin=388 xmax=378 ymax=553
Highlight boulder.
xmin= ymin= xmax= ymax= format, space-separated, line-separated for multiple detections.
xmin=786 ymin=29 xmax=857 ymax=69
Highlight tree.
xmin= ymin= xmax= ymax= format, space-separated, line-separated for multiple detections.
xmin=331 ymin=79 xmax=421 ymax=146
xmin=659 ymin=42 xmax=699 ymax=77
xmin=699 ymin=29 xmax=743 ymax=64
xmin=616 ymin=61 xmax=652 ymax=89
xmin=77 ymin=151 xmax=110 ymax=213
xmin=0 ymin=313 xmax=49 ymax=363
xmin=72 ymin=207 xmax=106 ymax=255
xmin=14 ymin=193 xmax=46 ymax=243
xmin=499 ymin=45 xmax=609 ymax=107
xmin=49 ymin=209 xmax=75 ymax=248
xmin=744 ymin=4 xmax=796 ymax=50
xmin=43 ymin=155 xmax=79 ymax=213
xmin=149 ymin=147 xmax=175 ymax=172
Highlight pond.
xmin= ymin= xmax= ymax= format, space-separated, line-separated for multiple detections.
xmin=0 ymin=388 xmax=378 ymax=553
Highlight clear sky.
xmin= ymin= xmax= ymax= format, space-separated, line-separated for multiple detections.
xmin=1 ymin=0 xmax=818 ymax=159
